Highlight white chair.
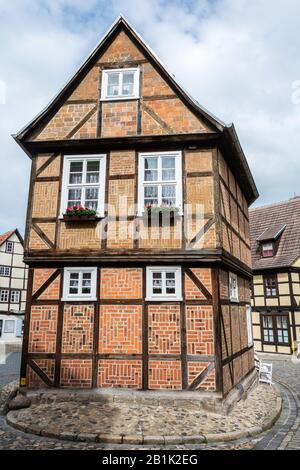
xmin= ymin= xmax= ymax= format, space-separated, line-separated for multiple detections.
xmin=254 ymin=353 xmax=261 ymax=371
xmin=258 ymin=362 xmax=273 ymax=385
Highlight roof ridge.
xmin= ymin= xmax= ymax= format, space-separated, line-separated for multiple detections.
xmin=250 ymin=196 xmax=300 ymax=212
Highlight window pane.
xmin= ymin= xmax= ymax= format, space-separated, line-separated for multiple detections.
xmin=85 ymin=187 xmax=99 ymax=211
xmin=69 ymin=162 xmax=83 ymax=184
xmin=144 ymin=186 xmax=158 ymax=206
xmin=166 ymin=276 xmax=175 ymax=294
xmin=162 ymin=157 xmax=175 ymax=169
xmin=162 ymin=185 xmax=176 ymax=206
xmin=122 ymin=72 xmax=134 ymax=95
xmin=82 ymin=273 xmax=92 ymax=294
xmin=152 ymin=272 xmax=162 ymax=294
xmin=69 ymin=273 xmax=79 ymax=294
xmin=145 ymin=158 xmax=158 ymax=169
xmin=86 ymin=161 xmax=100 ymax=184
xmin=68 ymin=188 xmax=82 ymax=207
xmin=162 ymin=157 xmax=175 ymax=181
xmin=107 ymin=73 xmax=119 ymax=96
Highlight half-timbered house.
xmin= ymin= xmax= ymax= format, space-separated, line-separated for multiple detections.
xmin=250 ymin=197 xmax=300 ymax=355
xmin=14 ymin=17 xmax=258 ymax=396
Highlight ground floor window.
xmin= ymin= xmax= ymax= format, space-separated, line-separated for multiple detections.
xmin=4 ymin=320 xmax=15 ymax=334
xmin=262 ymin=313 xmax=290 ymax=345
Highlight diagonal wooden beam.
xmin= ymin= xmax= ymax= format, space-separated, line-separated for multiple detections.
xmin=142 ymin=103 xmax=174 ymax=134
xmin=188 ymin=217 xmax=215 ymax=247
xmin=188 ymin=362 xmax=215 ymax=390
xmin=220 ymin=312 xmax=234 ymax=386
xmin=65 ymin=105 xmax=97 ymax=139
xmin=36 ymin=153 xmax=60 ymax=177
xmin=28 ymin=359 xmax=53 ymax=387
xmin=32 ymin=223 xmax=55 ymax=250
xmin=185 ymin=268 xmax=212 ymax=300
xmin=32 ymin=269 xmax=60 ymax=301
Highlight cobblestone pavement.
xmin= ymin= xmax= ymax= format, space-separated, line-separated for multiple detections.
xmin=0 ymin=352 xmax=21 ymax=387
xmin=0 ymin=356 xmax=299 ymax=450
xmin=8 ymin=383 xmax=277 ymax=439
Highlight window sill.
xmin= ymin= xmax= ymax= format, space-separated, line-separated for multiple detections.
xmin=100 ymin=96 xmax=139 ymax=102
xmin=61 ymin=297 xmax=97 ymax=302
xmin=145 ymin=297 xmax=183 ymax=302
xmin=230 ymin=297 xmax=239 ymax=303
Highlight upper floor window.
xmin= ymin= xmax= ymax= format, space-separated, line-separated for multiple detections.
xmin=0 ymin=266 xmax=11 ymax=277
xmin=261 ymin=242 xmax=274 ymax=258
xmin=101 ymin=68 xmax=139 ymax=100
xmin=138 ymin=152 xmax=182 ymax=215
xmin=0 ymin=289 xmax=9 ymax=302
xmin=264 ymin=275 xmax=277 ymax=297
xmin=61 ymin=155 xmax=106 ymax=217
xmin=10 ymin=290 xmax=20 ymax=304
xmin=229 ymin=272 xmax=239 ymax=302
xmin=62 ymin=267 xmax=97 ymax=302
xmin=5 ymin=241 xmax=13 ymax=253
xmin=146 ymin=266 xmax=182 ymax=301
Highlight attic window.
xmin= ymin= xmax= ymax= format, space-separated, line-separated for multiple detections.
xmin=101 ymin=68 xmax=139 ymax=100
xmin=262 ymin=242 xmax=274 ymax=258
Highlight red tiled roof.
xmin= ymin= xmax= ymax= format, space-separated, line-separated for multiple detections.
xmin=256 ymin=223 xmax=286 ymax=242
xmin=0 ymin=230 xmax=15 ymax=246
xmin=249 ymin=197 xmax=300 ymax=270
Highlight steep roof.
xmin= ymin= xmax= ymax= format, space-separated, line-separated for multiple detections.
xmin=0 ymin=230 xmax=15 ymax=246
xmin=249 ymin=197 xmax=300 ymax=270
xmin=13 ymin=16 xmax=258 ymax=203
xmin=0 ymin=229 xmax=24 ymax=247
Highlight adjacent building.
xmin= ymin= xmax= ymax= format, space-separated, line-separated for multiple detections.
xmin=14 ymin=16 xmax=258 ymax=395
xmin=250 ymin=197 xmax=300 ymax=355
xmin=0 ymin=229 xmax=28 ymax=344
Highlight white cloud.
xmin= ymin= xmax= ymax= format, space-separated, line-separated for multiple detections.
xmin=0 ymin=0 xmax=299 ymax=233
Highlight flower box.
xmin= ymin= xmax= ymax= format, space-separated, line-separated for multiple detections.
xmin=63 ymin=205 xmax=100 ymax=222
xmin=63 ymin=214 xmax=100 ymax=222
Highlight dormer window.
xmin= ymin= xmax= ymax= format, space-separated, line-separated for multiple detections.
xmin=101 ymin=68 xmax=139 ymax=100
xmin=262 ymin=242 xmax=274 ymax=258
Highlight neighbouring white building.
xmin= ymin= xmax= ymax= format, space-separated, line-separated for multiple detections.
xmin=0 ymin=229 xmax=27 ymax=344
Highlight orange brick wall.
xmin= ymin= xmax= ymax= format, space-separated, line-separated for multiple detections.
xmin=148 ymin=360 xmax=182 ymax=390
xmin=100 ymin=268 xmax=142 ymax=299
xmin=60 ymin=359 xmax=92 ymax=388
xmin=186 ymin=306 xmax=214 ymax=355
xmin=148 ymin=304 xmax=181 ymax=355
xmin=99 ymin=305 xmax=142 ymax=354
xmin=98 ymin=360 xmax=142 ymax=388
xmin=28 ymin=306 xmax=58 ymax=353
xmin=62 ymin=305 xmax=94 ymax=353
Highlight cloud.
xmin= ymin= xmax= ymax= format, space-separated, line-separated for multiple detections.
xmin=0 ymin=0 xmax=299 ymax=233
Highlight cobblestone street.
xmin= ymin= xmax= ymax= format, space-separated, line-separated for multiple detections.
xmin=0 ymin=356 xmax=299 ymax=450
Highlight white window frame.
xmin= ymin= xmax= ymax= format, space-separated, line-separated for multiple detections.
xmin=246 ymin=304 xmax=253 ymax=347
xmin=146 ymin=266 xmax=182 ymax=301
xmin=138 ymin=151 xmax=183 ymax=216
xmin=62 ymin=267 xmax=97 ymax=302
xmin=5 ymin=241 xmax=13 ymax=253
xmin=10 ymin=290 xmax=20 ymax=304
xmin=0 ymin=289 xmax=9 ymax=303
xmin=229 ymin=272 xmax=239 ymax=302
xmin=101 ymin=68 xmax=139 ymax=101
xmin=0 ymin=266 xmax=11 ymax=277
xmin=60 ymin=155 xmax=106 ymax=218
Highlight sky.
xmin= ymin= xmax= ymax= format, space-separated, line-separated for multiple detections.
xmin=0 ymin=0 xmax=300 ymax=234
